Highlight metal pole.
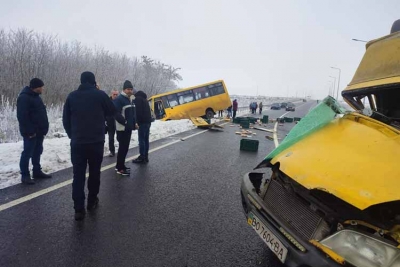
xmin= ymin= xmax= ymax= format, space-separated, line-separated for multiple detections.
xmin=331 ymin=67 xmax=341 ymax=100
xmin=329 ymin=76 xmax=336 ymax=98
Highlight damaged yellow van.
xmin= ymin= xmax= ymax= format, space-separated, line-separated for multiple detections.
xmin=241 ymin=21 xmax=400 ymax=267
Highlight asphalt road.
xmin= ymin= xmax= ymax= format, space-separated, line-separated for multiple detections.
xmin=0 ymin=101 xmax=316 ymax=267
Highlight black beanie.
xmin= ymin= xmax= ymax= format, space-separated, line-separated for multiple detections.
xmin=80 ymin=71 xmax=96 ymax=85
xmin=29 ymin=78 xmax=44 ymax=89
xmin=123 ymin=80 xmax=133 ymax=90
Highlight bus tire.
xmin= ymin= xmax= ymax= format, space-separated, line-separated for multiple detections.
xmin=205 ymin=108 xmax=214 ymax=119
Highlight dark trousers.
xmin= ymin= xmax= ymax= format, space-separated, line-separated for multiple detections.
xmin=71 ymin=142 xmax=104 ymax=211
xmin=259 ymin=108 xmax=262 ymax=114
xmin=20 ymin=135 xmax=44 ymax=177
xmin=116 ymin=130 xmax=132 ymax=170
xmin=233 ymin=110 xmax=237 ymax=119
xmin=218 ymin=110 xmax=223 ymax=117
xmin=108 ymin=126 xmax=116 ymax=154
xmin=138 ymin=123 xmax=151 ymax=158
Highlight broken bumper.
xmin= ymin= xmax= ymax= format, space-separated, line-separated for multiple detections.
xmin=240 ymin=172 xmax=343 ymax=267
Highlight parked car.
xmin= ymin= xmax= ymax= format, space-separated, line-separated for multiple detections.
xmin=286 ymin=102 xmax=295 ymax=111
xmin=280 ymin=102 xmax=288 ymax=108
xmin=241 ymin=20 xmax=400 ymax=267
xmin=270 ymin=103 xmax=281 ymax=110
xmin=302 ymin=99 xmax=307 ymax=102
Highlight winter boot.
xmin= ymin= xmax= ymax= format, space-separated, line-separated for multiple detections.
xmin=74 ymin=209 xmax=86 ymax=221
xmin=21 ymin=175 xmax=35 ymax=185
xmin=33 ymin=171 xmax=52 ymax=179
xmin=132 ymin=155 xmax=145 ymax=164
xmin=87 ymin=197 xmax=99 ymax=211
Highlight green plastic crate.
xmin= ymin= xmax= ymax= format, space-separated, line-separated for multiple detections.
xmin=284 ymin=117 xmax=294 ymax=123
xmin=234 ymin=117 xmax=244 ymax=124
xmin=240 ymin=139 xmax=259 ymax=152
xmin=262 ymin=115 xmax=269 ymax=123
xmin=248 ymin=117 xmax=258 ymax=124
xmin=294 ymin=117 xmax=301 ymax=122
xmin=240 ymin=120 xmax=250 ymax=129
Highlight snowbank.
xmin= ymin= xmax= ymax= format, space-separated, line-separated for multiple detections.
xmin=0 ymin=120 xmax=195 ymax=189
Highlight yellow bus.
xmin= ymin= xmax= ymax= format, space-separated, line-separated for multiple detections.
xmin=148 ymin=80 xmax=231 ymax=120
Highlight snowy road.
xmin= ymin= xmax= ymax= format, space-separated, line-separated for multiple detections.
xmin=0 ymin=101 xmax=316 ymax=267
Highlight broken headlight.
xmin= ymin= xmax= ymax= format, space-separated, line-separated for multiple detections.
xmin=320 ymin=230 xmax=400 ymax=267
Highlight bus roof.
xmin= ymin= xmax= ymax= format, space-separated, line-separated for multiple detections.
xmin=148 ymin=80 xmax=225 ymax=100
xmin=344 ymin=31 xmax=400 ymax=92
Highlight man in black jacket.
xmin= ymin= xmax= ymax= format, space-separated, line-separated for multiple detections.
xmin=106 ymin=89 xmax=119 ymax=157
xmin=17 ymin=78 xmax=52 ymax=184
xmin=63 ymin=71 xmax=123 ymax=221
xmin=113 ymin=80 xmax=137 ymax=175
xmin=132 ymin=90 xmax=152 ymax=164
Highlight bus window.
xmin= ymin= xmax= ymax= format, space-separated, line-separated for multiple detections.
xmin=193 ymin=87 xmax=210 ymax=100
xmin=177 ymin=90 xmax=195 ymax=104
xmin=167 ymin=94 xmax=179 ymax=107
xmin=161 ymin=96 xmax=170 ymax=108
xmin=208 ymin=83 xmax=225 ymax=96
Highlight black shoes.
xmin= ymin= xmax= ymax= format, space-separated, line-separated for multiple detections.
xmin=21 ymin=176 xmax=35 ymax=185
xmin=116 ymin=169 xmax=130 ymax=176
xmin=87 ymin=197 xmax=99 ymax=211
xmin=74 ymin=209 xmax=86 ymax=221
xmin=132 ymin=155 xmax=148 ymax=164
xmin=32 ymin=171 xmax=52 ymax=179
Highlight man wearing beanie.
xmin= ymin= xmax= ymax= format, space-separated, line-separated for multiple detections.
xmin=113 ymin=80 xmax=138 ymax=175
xmin=17 ymin=78 xmax=52 ymax=185
xmin=63 ymin=71 xmax=124 ymax=221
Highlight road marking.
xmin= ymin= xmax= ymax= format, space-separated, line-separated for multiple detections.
xmin=0 ymin=122 xmax=229 ymax=212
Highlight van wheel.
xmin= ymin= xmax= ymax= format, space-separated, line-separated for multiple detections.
xmin=205 ymin=109 xmax=214 ymax=119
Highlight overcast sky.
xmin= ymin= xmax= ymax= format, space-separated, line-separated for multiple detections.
xmin=1 ymin=0 xmax=399 ymax=98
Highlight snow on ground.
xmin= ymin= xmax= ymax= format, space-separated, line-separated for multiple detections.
xmin=0 ymin=120 xmax=195 ymax=189
xmin=0 ymin=94 xmax=297 ymax=189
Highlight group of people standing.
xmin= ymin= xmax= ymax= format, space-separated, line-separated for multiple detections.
xmin=16 ymin=72 xmax=152 ymax=220
xmin=250 ymin=102 xmax=263 ymax=114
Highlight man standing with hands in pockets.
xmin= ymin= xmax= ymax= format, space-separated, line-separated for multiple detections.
xmin=113 ymin=80 xmax=138 ymax=175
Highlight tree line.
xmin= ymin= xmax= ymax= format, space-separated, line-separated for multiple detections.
xmin=0 ymin=28 xmax=182 ymax=105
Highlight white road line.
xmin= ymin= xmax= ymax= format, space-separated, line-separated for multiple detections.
xmin=0 ymin=123 xmax=229 ymax=212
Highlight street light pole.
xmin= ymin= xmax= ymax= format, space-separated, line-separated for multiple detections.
xmin=329 ymin=76 xmax=336 ymax=98
xmin=331 ymin=67 xmax=341 ymax=100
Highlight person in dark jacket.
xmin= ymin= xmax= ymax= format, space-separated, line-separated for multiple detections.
xmin=63 ymin=71 xmax=122 ymax=221
xmin=106 ymin=89 xmax=119 ymax=157
xmin=114 ymin=80 xmax=137 ymax=175
xmin=132 ymin=90 xmax=152 ymax=164
xmin=232 ymin=99 xmax=238 ymax=119
xmin=17 ymin=78 xmax=52 ymax=184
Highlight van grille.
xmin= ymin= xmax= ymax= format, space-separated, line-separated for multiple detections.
xmin=263 ymin=179 xmax=328 ymax=241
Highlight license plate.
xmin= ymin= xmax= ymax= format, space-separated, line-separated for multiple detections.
xmin=248 ymin=212 xmax=288 ymax=263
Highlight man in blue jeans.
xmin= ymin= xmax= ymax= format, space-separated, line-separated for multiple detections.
xmin=132 ymin=90 xmax=152 ymax=164
xmin=17 ymin=78 xmax=52 ymax=184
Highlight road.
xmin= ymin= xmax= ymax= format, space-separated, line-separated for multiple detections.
xmin=0 ymin=101 xmax=316 ymax=267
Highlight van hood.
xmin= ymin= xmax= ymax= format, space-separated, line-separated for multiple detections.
xmin=259 ymin=97 xmax=400 ymax=211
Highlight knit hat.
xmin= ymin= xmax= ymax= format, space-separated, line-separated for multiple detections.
xmin=123 ymin=80 xmax=133 ymax=90
xmin=29 ymin=78 xmax=44 ymax=89
xmin=80 ymin=71 xmax=96 ymax=85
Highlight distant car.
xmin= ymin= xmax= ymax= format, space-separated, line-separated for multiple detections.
xmin=271 ymin=103 xmax=281 ymax=110
xmin=302 ymin=99 xmax=307 ymax=102
xmin=286 ymin=103 xmax=295 ymax=111
xmin=280 ymin=102 xmax=288 ymax=108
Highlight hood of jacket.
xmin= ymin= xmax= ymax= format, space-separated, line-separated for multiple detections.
xmin=135 ymin=90 xmax=147 ymax=99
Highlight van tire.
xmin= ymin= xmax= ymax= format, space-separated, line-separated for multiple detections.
xmin=205 ymin=109 xmax=214 ymax=119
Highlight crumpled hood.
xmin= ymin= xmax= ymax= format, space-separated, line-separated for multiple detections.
xmin=269 ymin=111 xmax=400 ymax=210
xmin=135 ymin=90 xmax=147 ymax=99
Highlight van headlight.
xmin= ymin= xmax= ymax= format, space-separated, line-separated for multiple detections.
xmin=320 ymin=230 xmax=400 ymax=267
